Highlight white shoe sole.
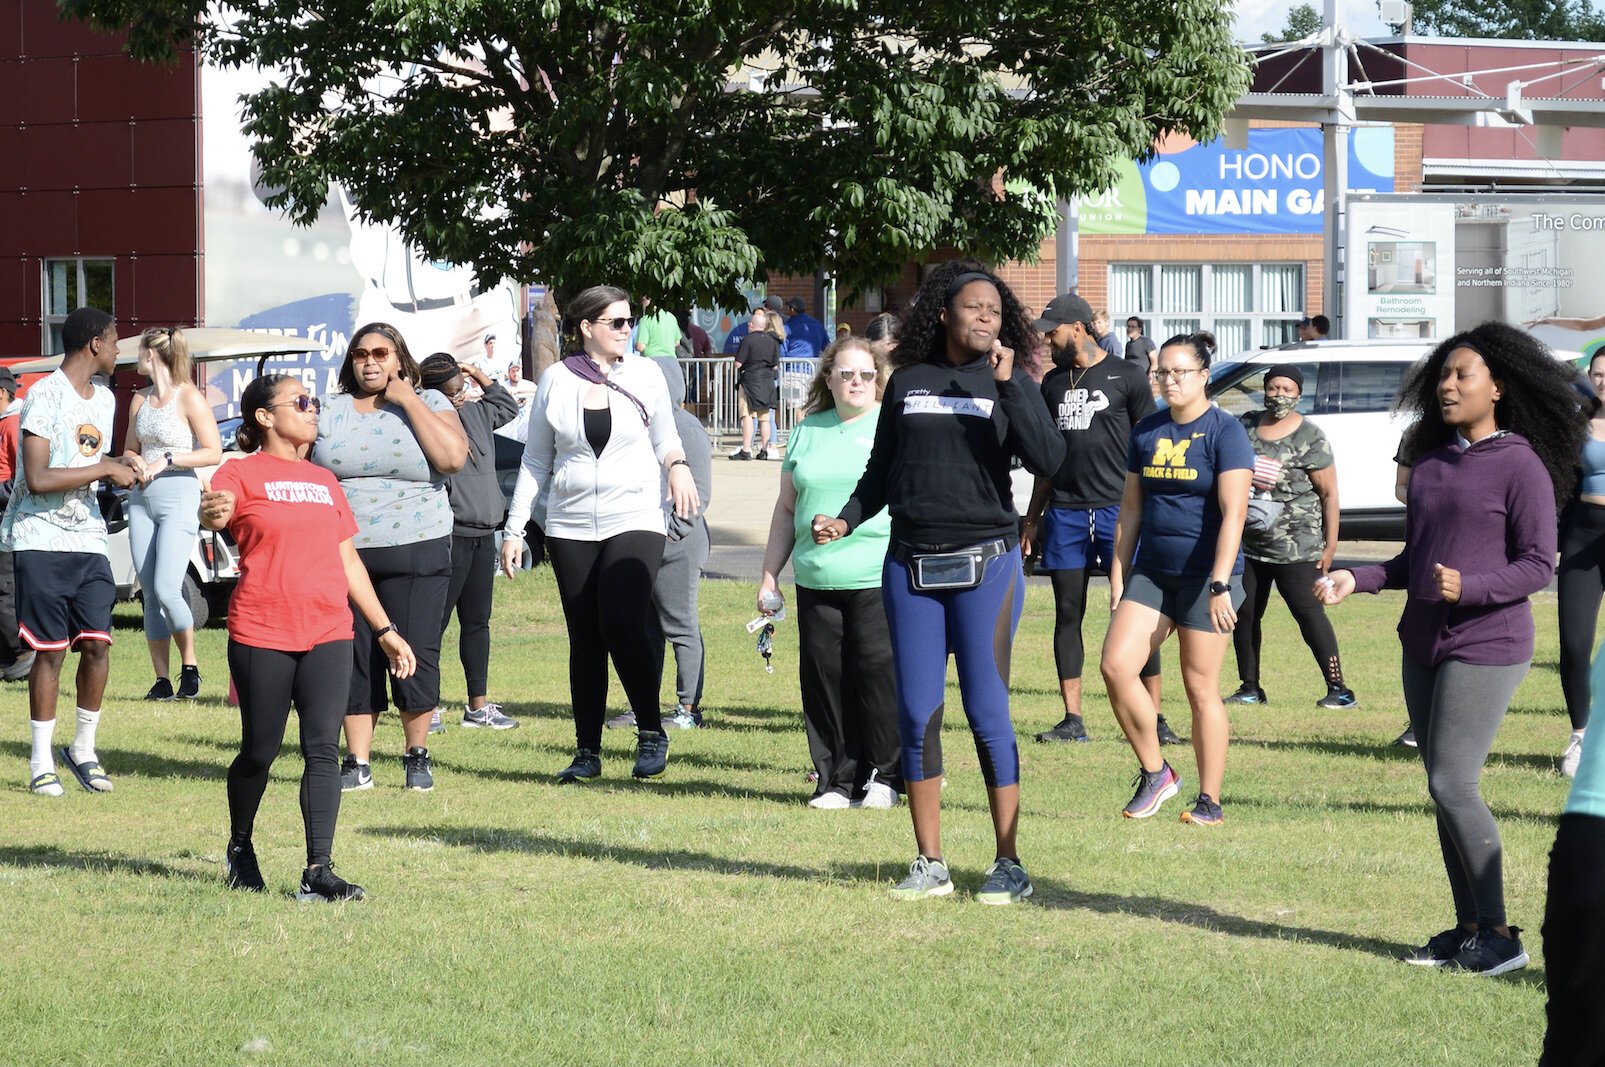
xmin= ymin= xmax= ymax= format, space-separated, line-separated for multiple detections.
xmin=1462 ymin=950 xmax=1529 ymax=977
xmin=890 ymin=881 xmax=954 ymax=900
xmin=1122 ymin=779 xmax=1179 ymax=819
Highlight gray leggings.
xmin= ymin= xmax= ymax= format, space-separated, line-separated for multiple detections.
xmin=128 ymin=472 xmax=200 ymax=640
xmin=1401 ymin=655 xmax=1529 ymax=929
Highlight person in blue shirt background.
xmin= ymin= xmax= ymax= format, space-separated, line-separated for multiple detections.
xmin=783 ymin=297 xmax=830 ymax=361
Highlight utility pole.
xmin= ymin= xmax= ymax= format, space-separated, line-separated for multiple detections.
xmin=1322 ymin=0 xmax=1352 ymax=337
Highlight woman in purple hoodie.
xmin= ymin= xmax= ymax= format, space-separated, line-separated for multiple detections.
xmin=1319 ymin=322 xmax=1586 ymax=977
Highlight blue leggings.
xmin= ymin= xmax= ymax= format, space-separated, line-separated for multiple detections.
xmin=883 ymin=545 xmax=1025 ymax=788
xmin=128 ymin=472 xmax=200 ymax=640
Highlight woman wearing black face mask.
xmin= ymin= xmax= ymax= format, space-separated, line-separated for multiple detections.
xmin=1224 ymin=364 xmax=1355 ymax=710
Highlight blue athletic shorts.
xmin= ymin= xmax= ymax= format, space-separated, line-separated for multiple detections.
xmin=1121 ymin=568 xmax=1247 ymax=633
xmin=15 ymin=550 xmax=115 ymax=650
xmin=1041 ymin=505 xmax=1119 ymax=573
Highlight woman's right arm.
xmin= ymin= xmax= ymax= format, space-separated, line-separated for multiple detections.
xmin=835 ymin=375 xmax=900 ymax=533
xmin=758 ymin=470 xmax=800 ymax=611
xmin=1109 ymin=473 xmax=1144 ymax=608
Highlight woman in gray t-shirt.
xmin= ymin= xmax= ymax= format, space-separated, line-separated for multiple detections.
xmin=311 ymin=322 xmax=468 ymax=794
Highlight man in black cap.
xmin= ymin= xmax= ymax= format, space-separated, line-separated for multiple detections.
xmin=1023 ymin=294 xmax=1178 ymax=745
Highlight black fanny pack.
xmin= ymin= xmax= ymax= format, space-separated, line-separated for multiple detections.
xmin=892 ymin=538 xmax=1009 ymax=592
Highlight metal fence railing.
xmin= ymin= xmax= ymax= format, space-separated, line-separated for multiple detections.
xmin=677 ymin=356 xmax=818 ymax=451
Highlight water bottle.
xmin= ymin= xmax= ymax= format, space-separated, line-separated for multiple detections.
xmin=759 ymin=590 xmax=785 ymax=615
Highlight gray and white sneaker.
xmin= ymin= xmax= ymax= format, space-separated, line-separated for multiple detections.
xmin=339 ymin=755 xmax=373 ymax=792
xmin=975 ymin=858 xmax=1034 ymax=905
xmin=428 ymin=708 xmax=445 ymax=734
xmin=462 ymin=702 xmax=519 ymax=730
xmin=889 ymin=855 xmax=954 ymax=900
xmin=402 ymin=747 xmax=433 ymax=792
xmin=604 ymin=710 xmax=637 ymax=730
xmin=1562 ymin=730 xmax=1585 ymax=778
xmin=664 ymin=704 xmax=703 ymax=729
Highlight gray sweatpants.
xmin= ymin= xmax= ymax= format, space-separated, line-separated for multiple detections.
xmin=1401 ymin=655 xmax=1530 ymax=929
xmin=650 ymin=518 xmax=709 ymax=708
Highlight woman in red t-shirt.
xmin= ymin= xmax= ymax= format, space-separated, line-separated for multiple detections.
xmin=202 ymin=374 xmax=415 ymax=903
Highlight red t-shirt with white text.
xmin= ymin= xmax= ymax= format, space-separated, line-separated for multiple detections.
xmin=210 ymin=452 xmax=359 ymax=651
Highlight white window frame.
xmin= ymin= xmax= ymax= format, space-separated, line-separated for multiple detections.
xmin=41 ymin=258 xmax=116 ymax=353
xmin=1108 ymin=262 xmax=1305 ymax=354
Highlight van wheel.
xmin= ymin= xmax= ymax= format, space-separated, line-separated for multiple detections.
xmin=182 ymin=573 xmax=210 ymax=631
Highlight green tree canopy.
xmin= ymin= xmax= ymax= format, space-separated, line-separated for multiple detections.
xmin=63 ymin=0 xmax=1250 ymax=308
xmin=1261 ymin=3 xmax=1322 ymax=44
xmin=1402 ymin=0 xmax=1605 ymax=39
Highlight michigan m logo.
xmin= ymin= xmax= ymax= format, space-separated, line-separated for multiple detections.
xmin=1150 ymin=438 xmax=1193 ymax=468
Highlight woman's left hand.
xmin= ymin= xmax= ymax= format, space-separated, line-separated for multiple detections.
xmin=1210 ymin=591 xmax=1237 ymax=634
xmin=667 ymin=463 xmax=700 ymax=519
xmin=379 ymin=630 xmax=417 ymax=679
xmin=990 ymin=340 xmax=1015 ymax=382
xmin=1433 ymin=562 xmax=1462 ymax=603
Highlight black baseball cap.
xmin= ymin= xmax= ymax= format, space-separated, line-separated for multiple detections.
xmin=786 ymin=297 xmax=806 ymax=313
xmin=0 ymin=366 xmax=17 ymax=393
xmin=1033 ymin=293 xmax=1094 ymax=333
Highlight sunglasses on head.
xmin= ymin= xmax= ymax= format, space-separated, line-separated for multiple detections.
xmin=590 ymin=316 xmax=636 ymax=332
xmin=268 ymin=395 xmax=321 ymax=413
xmin=835 ymin=368 xmax=878 ymax=383
xmin=350 ymin=346 xmax=393 ymax=361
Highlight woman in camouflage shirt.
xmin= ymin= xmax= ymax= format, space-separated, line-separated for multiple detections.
xmin=1223 ymin=364 xmax=1357 ymax=709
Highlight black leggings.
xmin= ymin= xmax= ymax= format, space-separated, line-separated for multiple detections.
xmin=442 ymin=532 xmax=496 ymax=699
xmin=547 ymin=531 xmax=666 ymax=748
xmin=1050 ymin=568 xmax=1159 ymax=682
xmin=226 ymin=639 xmax=351 ymax=867
xmin=1542 ymin=813 xmax=1605 ymax=1065
xmin=1557 ymin=502 xmax=1605 ymax=730
xmin=1231 ymin=557 xmax=1345 ymax=688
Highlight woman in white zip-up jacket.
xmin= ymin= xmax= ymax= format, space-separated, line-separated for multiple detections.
xmin=501 ymin=285 xmax=699 ymax=782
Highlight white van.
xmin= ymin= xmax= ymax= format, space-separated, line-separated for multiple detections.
xmin=1207 ymin=338 xmax=1587 ymax=540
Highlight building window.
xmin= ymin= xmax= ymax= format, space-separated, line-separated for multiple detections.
xmin=1108 ymin=262 xmax=1304 ymax=355
xmin=42 ymin=258 xmax=115 ymax=353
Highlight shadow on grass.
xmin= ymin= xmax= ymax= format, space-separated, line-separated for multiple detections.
xmin=0 ymin=843 xmax=196 ymax=880
xmin=1237 ymin=737 xmax=1560 ymax=773
xmin=0 ymin=741 xmax=227 ymax=780
xmin=1227 ymin=794 xmax=1559 ymax=822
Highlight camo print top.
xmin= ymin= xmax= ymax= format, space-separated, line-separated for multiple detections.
xmin=1239 ymin=411 xmax=1334 ymax=565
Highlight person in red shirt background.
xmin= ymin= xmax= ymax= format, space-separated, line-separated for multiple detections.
xmin=202 ymin=373 xmax=415 ymax=903
xmin=0 ymin=365 xmax=28 ymax=681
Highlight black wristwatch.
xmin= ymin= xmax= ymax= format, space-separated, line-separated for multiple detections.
xmin=1208 ymin=580 xmax=1232 ymax=595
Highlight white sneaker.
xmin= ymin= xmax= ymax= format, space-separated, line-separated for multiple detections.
xmin=1562 ymin=730 xmax=1586 ymax=778
xmin=852 ymin=781 xmax=899 ymax=809
xmin=807 ymin=791 xmax=851 ymax=809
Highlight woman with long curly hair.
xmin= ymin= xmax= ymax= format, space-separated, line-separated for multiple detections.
xmin=1320 ymin=321 xmax=1587 ymax=976
xmin=813 ymin=260 xmax=1064 ymax=904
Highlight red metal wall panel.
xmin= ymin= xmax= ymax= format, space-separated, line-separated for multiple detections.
xmin=19 ymin=120 xmax=134 ymax=191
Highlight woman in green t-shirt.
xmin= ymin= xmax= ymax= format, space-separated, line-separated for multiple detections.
xmin=756 ymin=337 xmax=899 ymax=809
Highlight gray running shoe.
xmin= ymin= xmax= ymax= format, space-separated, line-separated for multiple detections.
xmin=557 ymin=747 xmax=602 ymax=783
xmin=604 ymin=710 xmax=637 ymax=730
xmin=1223 ymin=683 xmax=1267 ymax=705
xmin=1443 ymin=928 xmax=1529 ymax=976
xmin=402 ymin=747 xmax=434 ymax=791
xmin=890 ymin=855 xmax=954 ymax=900
xmin=339 ymin=755 xmax=373 ymax=792
xmin=462 ymin=702 xmax=520 ymax=729
xmin=633 ymin=730 xmax=669 ymax=778
xmin=428 ymin=709 xmax=445 ymax=734
xmin=664 ymin=704 xmax=703 ymax=729
xmin=975 ymin=858 xmax=1034 ymax=905
xmin=1035 ymin=714 xmax=1089 ymax=743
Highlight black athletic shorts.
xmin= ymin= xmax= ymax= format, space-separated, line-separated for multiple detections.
xmin=15 ymin=550 xmax=115 ymax=651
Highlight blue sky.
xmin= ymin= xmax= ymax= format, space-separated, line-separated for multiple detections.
xmin=1235 ymin=0 xmax=1390 ymax=43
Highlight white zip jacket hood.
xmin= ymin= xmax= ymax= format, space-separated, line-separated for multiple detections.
xmin=505 ymin=353 xmax=684 ymax=540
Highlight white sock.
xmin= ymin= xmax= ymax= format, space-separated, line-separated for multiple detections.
xmin=30 ymin=718 xmax=56 ymax=780
xmin=70 ymin=707 xmax=100 ymax=765
xmin=1573 ymin=728 xmax=1587 ymax=743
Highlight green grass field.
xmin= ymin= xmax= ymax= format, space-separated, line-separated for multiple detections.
xmin=0 ymin=571 xmax=1570 ymax=1065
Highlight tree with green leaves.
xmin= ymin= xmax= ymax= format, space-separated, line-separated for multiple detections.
xmin=1261 ymin=3 xmax=1322 ymax=44
xmin=63 ymin=0 xmax=1250 ymax=309
xmin=1401 ymin=0 xmax=1605 ymax=39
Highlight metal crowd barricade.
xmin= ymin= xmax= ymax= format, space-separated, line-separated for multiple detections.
xmin=676 ymin=355 xmax=820 ymax=451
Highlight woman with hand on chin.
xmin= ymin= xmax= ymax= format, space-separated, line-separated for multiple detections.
xmin=813 ymin=260 xmax=1064 ymax=905
xmin=311 ymin=323 xmax=467 ymax=794
xmin=204 ymin=374 xmax=415 ymax=902
xmin=500 ymin=286 xmax=698 ymax=782
xmin=1319 ymin=322 xmax=1586 ymax=976
xmin=1102 ymin=333 xmax=1254 ymax=828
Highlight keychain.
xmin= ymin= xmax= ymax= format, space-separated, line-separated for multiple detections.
xmin=756 ymin=622 xmax=775 ymax=673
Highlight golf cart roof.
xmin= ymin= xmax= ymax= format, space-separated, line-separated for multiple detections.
xmin=8 ymin=328 xmax=325 ymax=375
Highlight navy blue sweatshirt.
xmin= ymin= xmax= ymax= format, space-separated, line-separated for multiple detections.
xmin=838 ymin=356 xmax=1065 ymax=549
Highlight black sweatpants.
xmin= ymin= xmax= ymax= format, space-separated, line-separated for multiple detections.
xmin=1232 ymin=557 xmax=1345 ymax=689
xmin=1557 ymin=502 xmax=1605 ymax=730
xmin=226 ymin=639 xmax=351 ymax=867
xmin=547 ymin=531 xmax=666 ymax=748
xmin=796 ymin=585 xmax=901 ymax=799
xmin=1050 ymin=568 xmax=1159 ymax=684
xmin=442 ymin=532 xmax=496 ymax=700
xmin=1541 ymin=813 xmax=1605 ymax=1066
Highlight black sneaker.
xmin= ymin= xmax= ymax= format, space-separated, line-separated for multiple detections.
xmin=633 ymin=730 xmax=669 ymax=778
xmin=1156 ymin=715 xmax=1183 ymax=745
xmin=557 ymin=747 xmax=602 ymax=783
xmin=402 ymin=747 xmax=434 ymax=792
xmin=1035 ymin=714 xmax=1090 ymax=743
xmin=755 ymin=447 xmax=771 ymax=461
xmin=729 ymin=450 xmax=752 ymax=461
xmin=176 ymin=664 xmax=201 ymax=699
xmin=1394 ymin=724 xmax=1418 ymax=748
xmin=225 ymin=839 xmax=265 ymax=892
xmin=145 ymin=676 xmax=175 ymax=701
xmin=1443 ymin=927 xmax=1529 ymax=976
xmin=1403 ymin=926 xmax=1474 ymax=968
xmin=1316 ymin=685 xmax=1358 ymax=709
xmin=1179 ymin=792 xmax=1224 ymax=826
xmin=1223 ymin=683 xmax=1267 ymax=705
xmin=295 ymin=863 xmax=366 ymax=902
xmin=339 ymin=754 xmax=373 ymax=792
